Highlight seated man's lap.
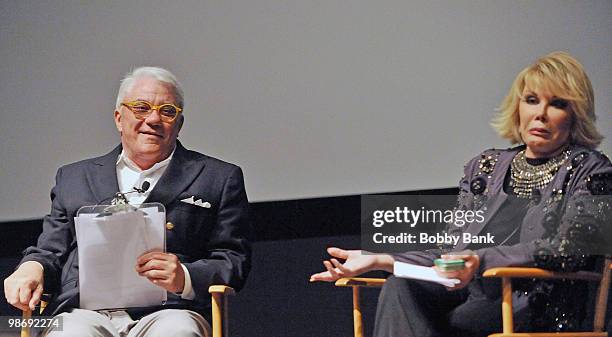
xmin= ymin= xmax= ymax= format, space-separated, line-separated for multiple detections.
xmin=42 ymin=308 xmax=210 ymax=337
xmin=128 ymin=309 xmax=211 ymax=337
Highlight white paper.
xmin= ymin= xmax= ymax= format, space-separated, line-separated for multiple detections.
xmin=393 ymin=261 xmax=461 ymax=287
xmin=74 ymin=209 xmax=166 ymax=310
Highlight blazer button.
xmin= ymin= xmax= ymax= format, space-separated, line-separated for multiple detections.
xmin=166 ymin=222 xmax=175 ymax=230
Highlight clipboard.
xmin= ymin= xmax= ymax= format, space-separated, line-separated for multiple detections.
xmin=74 ymin=202 xmax=167 ymax=310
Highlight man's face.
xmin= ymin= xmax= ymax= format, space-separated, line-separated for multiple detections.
xmin=114 ymin=76 xmax=183 ymax=169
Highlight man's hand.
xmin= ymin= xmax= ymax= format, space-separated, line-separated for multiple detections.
xmin=136 ymin=251 xmax=185 ymax=293
xmin=309 ymin=247 xmax=394 ymax=282
xmin=433 ymin=253 xmax=480 ymax=290
xmin=4 ymin=261 xmax=44 ymax=311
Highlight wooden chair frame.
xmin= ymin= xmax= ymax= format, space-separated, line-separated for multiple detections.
xmin=334 ymin=277 xmax=386 ymax=337
xmin=21 ymin=285 xmax=235 ymax=337
xmin=482 ymin=257 xmax=611 ymax=337
xmin=209 ymin=285 xmax=235 ymax=337
xmin=334 ymin=258 xmax=611 ymax=337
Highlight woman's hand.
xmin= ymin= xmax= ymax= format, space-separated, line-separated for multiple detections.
xmin=309 ymin=247 xmax=394 ymax=282
xmin=433 ymin=252 xmax=480 ymax=290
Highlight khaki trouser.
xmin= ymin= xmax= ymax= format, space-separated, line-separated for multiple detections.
xmin=42 ymin=308 xmax=211 ymax=337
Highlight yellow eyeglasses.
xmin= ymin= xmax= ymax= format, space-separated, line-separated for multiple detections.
xmin=121 ymin=100 xmax=183 ymax=123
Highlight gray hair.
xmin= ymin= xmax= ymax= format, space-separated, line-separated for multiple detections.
xmin=115 ymin=66 xmax=184 ymax=110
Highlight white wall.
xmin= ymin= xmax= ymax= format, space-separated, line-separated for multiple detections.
xmin=1 ymin=0 xmax=610 ymax=221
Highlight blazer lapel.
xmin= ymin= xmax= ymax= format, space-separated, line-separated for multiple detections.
xmin=144 ymin=141 xmax=207 ymax=207
xmin=87 ymin=144 xmax=122 ymax=204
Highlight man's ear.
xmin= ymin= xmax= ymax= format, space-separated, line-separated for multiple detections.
xmin=114 ymin=110 xmax=123 ymax=132
xmin=176 ymin=114 xmax=184 ymax=134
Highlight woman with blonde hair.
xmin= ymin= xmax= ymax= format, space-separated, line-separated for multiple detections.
xmin=311 ymin=52 xmax=611 ymax=336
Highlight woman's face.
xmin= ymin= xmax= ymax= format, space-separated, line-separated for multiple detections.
xmin=518 ymin=87 xmax=572 ymax=158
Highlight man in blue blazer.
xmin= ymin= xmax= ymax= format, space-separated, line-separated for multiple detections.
xmin=3 ymin=67 xmax=251 ymax=337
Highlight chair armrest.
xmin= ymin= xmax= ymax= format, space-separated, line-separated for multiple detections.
xmin=335 ymin=277 xmax=387 ymax=288
xmin=208 ymin=285 xmax=235 ymax=296
xmin=208 ymin=285 xmax=234 ymax=337
xmin=21 ymin=296 xmax=49 ymax=337
xmin=483 ymin=267 xmax=602 ymax=282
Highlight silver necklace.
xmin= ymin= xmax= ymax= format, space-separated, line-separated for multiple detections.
xmin=510 ymin=148 xmax=570 ymax=198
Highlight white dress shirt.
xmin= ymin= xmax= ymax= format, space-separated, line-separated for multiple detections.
xmin=115 ymin=148 xmax=196 ymax=300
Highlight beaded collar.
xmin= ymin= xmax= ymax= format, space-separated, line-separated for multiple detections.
xmin=510 ymin=147 xmax=571 ymax=198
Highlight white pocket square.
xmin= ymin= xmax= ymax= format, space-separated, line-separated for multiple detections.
xmin=181 ymin=197 xmax=211 ymax=208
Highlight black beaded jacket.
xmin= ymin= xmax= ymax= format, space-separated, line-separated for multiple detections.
xmin=393 ymin=144 xmax=612 ymax=331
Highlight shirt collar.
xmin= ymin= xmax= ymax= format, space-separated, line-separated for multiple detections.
xmin=116 ymin=146 xmax=176 ymax=174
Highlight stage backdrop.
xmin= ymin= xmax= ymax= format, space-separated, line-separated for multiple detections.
xmin=1 ymin=0 xmax=610 ymax=221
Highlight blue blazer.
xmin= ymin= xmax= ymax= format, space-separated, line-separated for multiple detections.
xmin=20 ymin=141 xmax=252 ymax=318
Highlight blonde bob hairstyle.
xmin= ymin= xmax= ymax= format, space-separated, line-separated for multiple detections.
xmin=492 ymin=51 xmax=603 ymax=149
